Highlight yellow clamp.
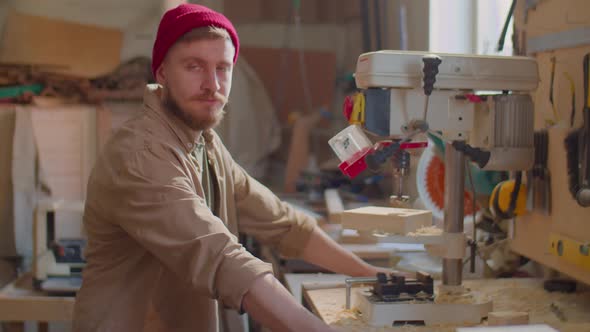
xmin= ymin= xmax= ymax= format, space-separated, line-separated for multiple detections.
xmin=349 ymin=92 xmax=365 ymax=125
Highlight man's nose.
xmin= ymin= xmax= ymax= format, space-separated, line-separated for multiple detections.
xmin=201 ymin=68 xmax=220 ymax=92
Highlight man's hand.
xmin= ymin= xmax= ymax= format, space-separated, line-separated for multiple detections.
xmin=301 ymin=226 xmax=409 ymax=278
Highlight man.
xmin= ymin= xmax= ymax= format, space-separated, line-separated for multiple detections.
xmin=74 ymin=4 xmax=389 ymax=332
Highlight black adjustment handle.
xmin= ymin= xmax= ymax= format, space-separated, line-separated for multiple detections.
xmin=584 ymin=53 xmax=589 ymax=108
xmin=422 ymin=55 xmax=442 ymax=96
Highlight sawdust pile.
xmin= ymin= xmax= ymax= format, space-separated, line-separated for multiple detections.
xmin=407 ymin=226 xmax=443 ymax=237
xmin=434 ymin=285 xmax=491 ymax=305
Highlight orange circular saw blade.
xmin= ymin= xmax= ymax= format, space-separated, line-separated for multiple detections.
xmin=417 ymin=146 xmax=479 ymax=222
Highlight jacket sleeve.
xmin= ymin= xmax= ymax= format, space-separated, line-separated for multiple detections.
xmin=216 ymin=136 xmax=317 ymax=258
xmin=103 ymin=143 xmax=272 ymax=311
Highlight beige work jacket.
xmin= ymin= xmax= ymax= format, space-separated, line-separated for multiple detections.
xmin=73 ymin=85 xmax=316 ymax=331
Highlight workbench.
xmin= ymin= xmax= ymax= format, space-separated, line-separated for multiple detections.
xmin=0 ymin=273 xmax=75 ymax=332
xmin=286 ymin=273 xmax=590 ymax=332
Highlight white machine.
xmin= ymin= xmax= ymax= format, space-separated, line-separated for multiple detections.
xmin=32 ymin=199 xmax=86 ymax=293
xmin=330 ymin=50 xmax=539 ymax=326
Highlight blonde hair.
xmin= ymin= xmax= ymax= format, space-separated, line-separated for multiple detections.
xmin=178 ymin=26 xmax=231 ymax=44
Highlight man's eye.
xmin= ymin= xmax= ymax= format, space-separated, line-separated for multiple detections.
xmin=217 ymin=66 xmax=230 ymax=72
xmin=187 ymin=64 xmax=202 ymax=71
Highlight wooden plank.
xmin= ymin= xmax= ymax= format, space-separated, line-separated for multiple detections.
xmin=340 ymin=206 xmax=432 ymax=234
xmin=488 ymin=311 xmax=529 ymax=326
xmin=0 ymin=11 xmax=123 ymax=78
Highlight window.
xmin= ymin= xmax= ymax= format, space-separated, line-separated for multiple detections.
xmin=429 ymin=0 xmax=514 ymax=55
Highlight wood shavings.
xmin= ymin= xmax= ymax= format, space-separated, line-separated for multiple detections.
xmin=407 ymin=226 xmax=443 ymax=237
xmin=433 ymin=285 xmax=492 ymax=306
xmin=435 ymin=292 xmax=476 ymax=304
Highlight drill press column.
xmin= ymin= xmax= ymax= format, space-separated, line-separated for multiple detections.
xmin=443 ymin=141 xmax=465 ymax=286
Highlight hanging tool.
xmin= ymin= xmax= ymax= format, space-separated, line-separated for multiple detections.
xmin=422 ymin=55 xmax=442 ymax=121
xmin=548 ymin=56 xmax=559 ymax=126
xmin=531 ymin=130 xmax=551 ymax=214
xmin=564 ymin=72 xmax=576 ymax=128
xmin=564 ymin=53 xmax=590 ymax=207
xmin=390 ymin=150 xmax=411 ymax=206
xmin=580 ymin=54 xmax=590 ymax=205
xmin=349 ymin=92 xmax=366 ymax=125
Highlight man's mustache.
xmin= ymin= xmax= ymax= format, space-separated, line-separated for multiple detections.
xmin=191 ymin=92 xmax=227 ymax=104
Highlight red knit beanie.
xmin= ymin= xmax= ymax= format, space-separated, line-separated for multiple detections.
xmin=151 ymin=4 xmax=239 ymax=77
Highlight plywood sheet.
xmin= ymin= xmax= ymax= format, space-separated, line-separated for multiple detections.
xmin=507 ymin=37 xmax=590 ymax=285
xmin=0 ymin=11 xmax=123 ymax=78
xmin=518 ymin=0 xmax=590 ymax=39
xmin=511 ymin=0 xmax=590 ymax=284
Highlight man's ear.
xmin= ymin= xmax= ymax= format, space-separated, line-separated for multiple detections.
xmin=155 ymin=63 xmax=166 ymax=85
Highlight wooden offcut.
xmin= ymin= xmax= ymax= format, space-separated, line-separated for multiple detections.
xmin=488 ymin=311 xmax=529 ymax=326
xmin=340 ymin=206 xmax=432 ymax=234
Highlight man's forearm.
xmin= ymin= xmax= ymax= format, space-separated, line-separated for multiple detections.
xmin=242 ymin=273 xmax=334 ymax=332
xmin=300 ymin=226 xmax=379 ymax=277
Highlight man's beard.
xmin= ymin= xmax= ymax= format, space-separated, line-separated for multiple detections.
xmin=163 ymin=89 xmax=226 ymax=131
